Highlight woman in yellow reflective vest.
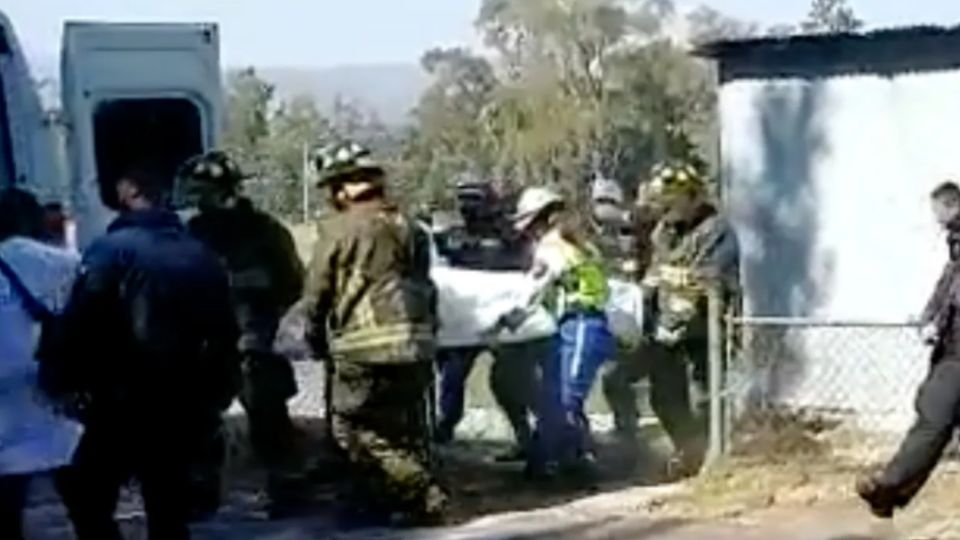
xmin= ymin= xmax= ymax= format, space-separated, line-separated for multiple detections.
xmin=490 ymin=186 xmax=614 ymax=477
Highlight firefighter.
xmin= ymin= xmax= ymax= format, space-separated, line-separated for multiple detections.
xmin=642 ymin=160 xmax=738 ymax=477
xmin=176 ymin=151 xmax=306 ymax=516
xmin=304 ymin=141 xmax=447 ymax=525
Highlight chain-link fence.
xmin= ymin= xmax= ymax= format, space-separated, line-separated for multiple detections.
xmin=713 ymin=311 xmax=929 ymax=465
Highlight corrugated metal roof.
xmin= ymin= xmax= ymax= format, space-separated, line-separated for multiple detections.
xmin=695 ymin=25 xmax=960 ymax=82
xmin=696 ymin=25 xmax=960 ymax=58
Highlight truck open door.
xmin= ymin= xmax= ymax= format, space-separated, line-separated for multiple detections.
xmin=61 ymin=22 xmax=222 ymax=249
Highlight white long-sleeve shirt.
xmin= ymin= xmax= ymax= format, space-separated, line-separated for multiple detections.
xmin=0 ymin=237 xmax=83 ymax=476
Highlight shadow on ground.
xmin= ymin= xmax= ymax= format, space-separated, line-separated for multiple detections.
xmin=225 ymin=414 xmax=674 ymax=527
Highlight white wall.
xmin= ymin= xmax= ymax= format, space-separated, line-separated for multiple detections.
xmin=718 ymin=70 xmax=960 ymax=429
xmin=721 ymin=71 xmax=960 ymax=321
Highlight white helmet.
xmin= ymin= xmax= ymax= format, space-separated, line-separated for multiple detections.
xmin=512 ymin=186 xmax=564 ymax=231
xmin=590 ymin=176 xmax=624 ymax=205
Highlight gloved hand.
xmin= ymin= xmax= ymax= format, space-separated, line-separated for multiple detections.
xmin=500 ymin=308 xmax=528 ymax=333
xmin=655 ymin=324 xmax=685 ymax=346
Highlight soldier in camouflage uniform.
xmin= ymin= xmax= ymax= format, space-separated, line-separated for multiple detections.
xmin=304 ymin=141 xmax=446 ymax=525
xmin=176 ymin=151 xmax=305 ymax=516
xmin=642 ymin=161 xmax=738 ymax=476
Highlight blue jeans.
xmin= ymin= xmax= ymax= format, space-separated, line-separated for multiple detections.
xmin=530 ymin=312 xmax=614 ymax=467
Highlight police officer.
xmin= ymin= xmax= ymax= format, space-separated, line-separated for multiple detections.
xmin=304 ymin=141 xmax=446 ymax=525
xmin=176 ymin=151 xmax=305 ymax=516
xmin=857 ymin=181 xmax=960 ymax=518
xmin=52 ymin=163 xmax=240 ymax=540
xmin=642 ymin=160 xmax=738 ymax=477
xmin=433 ymin=175 xmax=543 ymax=462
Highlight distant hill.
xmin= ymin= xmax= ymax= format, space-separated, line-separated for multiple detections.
xmin=26 ymin=53 xmax=431 ymax=127
xmin=258 ymin=63 xmax=430 ymax=127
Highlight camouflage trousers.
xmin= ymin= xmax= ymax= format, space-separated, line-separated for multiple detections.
xmin=329 ymin=360 xmax=446 ymax=516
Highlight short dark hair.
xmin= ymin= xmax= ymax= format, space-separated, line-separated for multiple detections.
xmin=123 ymin=166 xmax=170 ymax=202
xmin=932 ymin=181 xmax=960 ymax=204
xmin=0 ymin=188 xmax=44 ymax=242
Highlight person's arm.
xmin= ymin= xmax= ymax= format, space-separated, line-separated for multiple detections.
xmin=411 ymin=223 xmax=439 ymax=325
xmin=41 ymin=240 xmax=123 ymax=397
xmin=921 ymin=261 xmax=955 ymax=325
xmin=203 ymin=267 xmax=242 ymax=411
xmin=692 ymin=218 xmax=739 ymax=287
xmin=270 ymin=219 xmax=307 ymax=311
xmin=496 ymin=245 xmax=565 ymax=332
xmin=303 ymin=224 xmax=339 ymax=360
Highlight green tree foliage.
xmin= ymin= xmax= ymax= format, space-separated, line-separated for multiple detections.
xmin=801 ymin=0 xmax=864 ymax=34
xmin=222 ymin=1 xmax=764 ymax=220
xmin=399 ymin=0 xmax=725 ymax=211
xmin=222 ymin=70 xmax=384 ymax=221
xmin=223 ymin=68 xmax=274 ymax=157
xmin=687 ymin=6 xmax=759 ymax=44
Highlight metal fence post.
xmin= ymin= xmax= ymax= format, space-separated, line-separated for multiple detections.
xmin=705 ymin=286 xmax=724 ymax=468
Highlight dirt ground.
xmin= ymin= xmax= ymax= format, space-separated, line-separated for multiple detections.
xmin=24 ymin=408 xmax=960 ymax=540
xmin=27 ymin=319 xmax=960 ymax=538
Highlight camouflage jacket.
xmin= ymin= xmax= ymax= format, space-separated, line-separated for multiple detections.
xmin=188 ymin=198 xmax=305 ymax=353
xmin=645 ymin=204 xmax=739 ymax=341
xmin=305 ymin=201 xmax=437 ymax=364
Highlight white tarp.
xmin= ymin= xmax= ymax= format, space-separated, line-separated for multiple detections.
xmin=433 ymin=266 xmax=644 ymax=348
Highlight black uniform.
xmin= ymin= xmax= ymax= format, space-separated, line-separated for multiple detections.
xmin=188 ymin=197 xmax=305 ymax=491
xmin=866 ymin=224 xmax=960 ymax=513
xmin=49 ymin=209 xmax=240 ymax=540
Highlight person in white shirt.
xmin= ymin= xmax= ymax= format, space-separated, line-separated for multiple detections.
xmin=0 ymin=188 xmax=82 ymax=540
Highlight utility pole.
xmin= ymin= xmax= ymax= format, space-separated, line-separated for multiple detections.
xmin=301 ymin=142 xmax=311 ymax=223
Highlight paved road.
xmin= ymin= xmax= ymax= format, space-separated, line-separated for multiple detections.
xmin=25 ymin=478 xmax=904 ymax=540
xmin=25 ymin=503 xmax=899 ymax=540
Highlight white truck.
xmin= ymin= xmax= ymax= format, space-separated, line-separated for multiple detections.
xmin=1 ymin=11 xmax=222 ymax=249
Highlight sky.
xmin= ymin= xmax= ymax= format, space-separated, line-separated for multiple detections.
xmin=5 ymin=1 xmax=960 ymax=70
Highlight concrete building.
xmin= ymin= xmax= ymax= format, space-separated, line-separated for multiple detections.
xmin=699 ymin=27 xmax=960 ymax=431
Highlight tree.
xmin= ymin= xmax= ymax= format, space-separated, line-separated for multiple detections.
xmin=256 ymin=95 xmax=332 ymax=220
xmin=223 ymin=68 xmax=274 ymax=158
xmin=686 ymin=6 xmax=759 ymax=44
xmin=800 ymin=0 xmax=864 ymax=34
xmin=394 ymin=0 xmax=743 ymax=213
xmin=397 ymin=47 xmax=501 ymax=206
